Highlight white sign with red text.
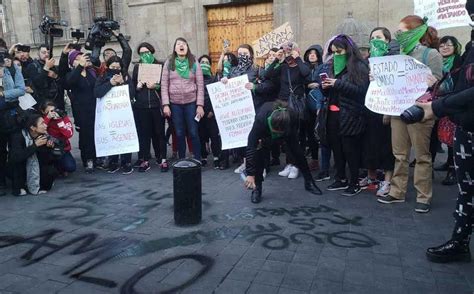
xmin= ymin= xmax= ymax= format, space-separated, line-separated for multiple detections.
xmin=414 ymin=0 xmax=472 ymax=30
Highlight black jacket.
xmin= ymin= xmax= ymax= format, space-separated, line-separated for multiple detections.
xmin=25 ymin=59 xmax=60 ymax=105
xmin=432 ymin=86 xmax=474 ymax=132
xmin=276 ymin=57 xmax=311 ymax=100
xmin=245 ymin=102 xmax=311 ymax=180
xmin=252 ymin=66 xmax=279 ymax=111
xmin=94 ymin=72 xmax=135 ymax=100
xmin=131 ymin=61 xmax=164 ymax=109
xmin=321 ymin=60 xmax=370 ymax=136
xmin=203 ymin=74 xmax=218 ymax=115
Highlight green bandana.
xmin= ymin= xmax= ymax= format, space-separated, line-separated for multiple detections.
xmin=443 ymin=55 xmax=455 ymax=73
xmin=175 ymin=57 xmax=190 ymax=79
xmin=370 ymin=39 xmax=389 ymax=57
xmin=200 ymin=63 xmax=211 ymax=76
xmin=223 ymin=60 xmax=231 ymax=77
xmin=395 ymin=23 xmax=428 ymax=55
xmin=333 ymin=54 xmax=347 ymax=76
xmin=140 ymin=52 xmax=155 ymax=64
xmin=267 ymin=115 xmax=283 ymax=139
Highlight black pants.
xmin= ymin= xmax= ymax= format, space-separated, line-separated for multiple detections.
xmin=199 ymin=116 xmax=221 ymax=159
xmin=134 ymin=108 xmax=166 ymax=161
xmin=326 ymin=111 xmax=363 ymax=186
xmin=451 ymin=128 xmax=474 ymax=243
xmin=77 ymin=109 xmax=96 ymax=164
xmin=299 ymin=115 xmax=319 ymax=160
xmin=0 ymin=133 xmax=8 ymax=185
xmin=109 ymin=153 xmax=132 ymax=166
xmin=255 ymin=148 xmax=269 ymax=186
xmin=430 ymin=120 xmax=441 ymax=162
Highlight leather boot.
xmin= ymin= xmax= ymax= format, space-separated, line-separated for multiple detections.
xmin=442 ymin=168 xmax=457 ymax=186
xmin=426 ymin=240 xmax=471 ymax=263
xmin=251 ymin=185 xmax=262 ymax=204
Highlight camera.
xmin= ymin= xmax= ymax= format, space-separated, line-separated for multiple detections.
xmin=85 ymin=16 xmax=120 ymax=50
xmin=39 ymin=15 xmax=68 ymax=38
xmin=16 ymin=45 xmax=31 ymax=53
xmin=400 ymin=105 xmax=425 ymax=124
xmin=71 ymin=28 xmax=85 ymax=40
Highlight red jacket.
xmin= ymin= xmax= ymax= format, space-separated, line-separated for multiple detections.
xmin=43 ymin=115 xmax=74 ymax=152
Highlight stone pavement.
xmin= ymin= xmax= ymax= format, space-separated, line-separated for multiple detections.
xmin=0 ymin=152 xmax=473 ymax=294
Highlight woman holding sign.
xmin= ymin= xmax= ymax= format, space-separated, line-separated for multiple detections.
xmin=161 ymin=38 xmax=204 ymax=161
xmin=377 ymin=15 xmax=443 ymax=214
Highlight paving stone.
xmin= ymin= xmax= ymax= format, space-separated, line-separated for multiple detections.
xmin=254 ymin=271 xmax=284 ymax=286
xmin=261 ymin=260 xmax=290 ymax=274
xmin=214 ymin=279 xmax=251 ymax=294
xmin=247 ymin=283 xmax=279 ymax=294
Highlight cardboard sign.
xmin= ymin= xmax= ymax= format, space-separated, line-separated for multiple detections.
xmin=94 ymin=85 xmax=139 ymax=157
xmin=414 ymin=0 xmax=472 ymax=30
xmin=365 ymin=55 xmax=432 ymax=116
xmin=207 ymin=75 xmax=255 ymax=150
xmin=137 ymin=63 xmax=163 ymax=85
xmin=252 ymin=22 xmax=294 ymax=58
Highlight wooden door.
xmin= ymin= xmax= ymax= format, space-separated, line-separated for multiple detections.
xmin=207 ymin=2 xmax=273 ymax=73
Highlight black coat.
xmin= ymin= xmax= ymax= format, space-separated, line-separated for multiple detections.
xmin=25 ymin=59 xmax=61 ymax=106
xmin=432 ymin=86 xmax=474 ymax=132
xmin=203 ymin=74 xmax=218 ymax=115
xmin=253 ymin=66 xmax=280 ymax=111
xmin=132 ymin=61 xmax=164 ymax=109
xmin=94 ymin=73 xmax=135 ymax=101
xmin=276 ymin=57 xmax=311 ymax=101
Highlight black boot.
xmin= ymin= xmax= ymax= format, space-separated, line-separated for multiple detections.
xmin=251 ymin=185 xmax=262 ymax=204
xmin=442 ymin=169 xmax=457 ymax=186
xmin=426 ymin=240 xmax=471 ymax=263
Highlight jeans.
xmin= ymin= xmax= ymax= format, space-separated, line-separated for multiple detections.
xmin=59 ymin=152 xmax=77 ymax=173
xmin=320 ymin=144 xmax=331 ymax=172
xmin=170 ymin=102 xmax=201 ymax=161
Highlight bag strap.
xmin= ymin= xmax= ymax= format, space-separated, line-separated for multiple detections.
xmin=422 ymin=48 xmax=431 ymax=65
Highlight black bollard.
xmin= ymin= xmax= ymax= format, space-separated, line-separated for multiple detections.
xmin=173 ymin=159 xmax=202 ymax=226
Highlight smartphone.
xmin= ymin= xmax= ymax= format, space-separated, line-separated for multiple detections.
xmin=194 ymin=114 xmax=201 ymax=122
xmin=319 ymin=73 xmax=329 ymax=81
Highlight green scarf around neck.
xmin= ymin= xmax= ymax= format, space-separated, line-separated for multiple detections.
xmin=370 ymin=39 xmax=389 ymax=57
xmin=333 ymin=54 xmax=347 ymax=76
xmin=200 ymin=63 xmax=211 ymax=76
xmin=395 ymin=23 xmax=428 ymax=55
xmin=140 ymin=52 xmax=155 ymax=64
xmin=175 ymin=57 xmax=190 ymax=79
xmin=223 ymin=60 xmax=231 ymax=77
xmin=443 ymin=55 xmax=455 ymax=73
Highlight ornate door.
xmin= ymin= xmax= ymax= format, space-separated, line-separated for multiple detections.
xmin=207 ymin=2 xmax=273 ymax=72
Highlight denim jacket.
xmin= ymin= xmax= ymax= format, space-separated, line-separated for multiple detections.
xmin=1 ymin=65 xmax=26 ymax=108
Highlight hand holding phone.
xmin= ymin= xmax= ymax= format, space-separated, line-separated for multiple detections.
xmin=319 ymin=73 xmax=329 ymax=81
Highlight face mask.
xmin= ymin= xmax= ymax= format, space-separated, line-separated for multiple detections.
xmin=237 ymin=54 xmax=252 ymax=69
xmin=395 ymin=23 xmax=428 ymax=55
xmin=140 ymin=52 xmax=155 ymax=64
xmin=200 ymin=63 xmax=211 ymax=76
xmin=107 ymin=69 xmax=121 ymax=77
xmin=370 ymin=39 xmax=389 ymax=57
xmin=333 ymin=54 xmax=347 ymax=76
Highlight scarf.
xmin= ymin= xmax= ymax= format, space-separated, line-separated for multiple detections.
xmin=370 ymin=39 xmax=389 ymax=57
xmin=395 ymin=23 xmax=428 ymax=55
xmin=333 ymin=54 xmax=347 ymax=76
xmin=267 ymin=115 xmax=283 ymax=140
xmin=200 ymin=63 xmax=212 ymax=76
xmin=175 ymin=57 xmax=190 ymax=79
xmin=443 ymin=55 xmax=455 ymax=73
xmin=223 ymin=61 xmax=231 ymax=77
xmin=140 ymin=52 xmax=155 ymax=64
xmin=237 ymin=54 xmax=253 ymax=71
xmin=23 ymin=130 xmax=40 ymax=195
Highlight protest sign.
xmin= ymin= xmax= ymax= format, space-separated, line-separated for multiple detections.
xmin=365 ymin=55 xmax=432 ymax=116
xmin=252 ymin=22 xmax=294 ymax=58
xmin=137 ymin=63 xmax=163 ymax=85
xmin=414 ymin=0 xmax=472 ymax=30
xmin=18 ymin=93 xmax=37 ymax=110
xmin=94 ymin=85 xmax=139 ymax=157
xmin=207 ymin=75 xmax=255 ymax=150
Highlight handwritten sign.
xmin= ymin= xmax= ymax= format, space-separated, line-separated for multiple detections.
xmin=252 ymin=22 xmax=294 ymax=58
xmin=94 ymin=85 xmax=139 ymax=157
xmin=207 ymin=75 xmax=255 ymax=150
xmin=414 ymin=0 xmax=472 ymax=30
xmin=18 ymin=93 xmax=37 ymax=110
xmin=365 ymin=55 xmax=432 ymax=116
xmin=138 ymin=63 xmax=163 ymax=85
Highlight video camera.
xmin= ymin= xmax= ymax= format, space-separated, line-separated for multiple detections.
xmin=85 ymin=16 xmax=120 ymax=50
xmin=39 ymin=15 xmax=68 ymax=38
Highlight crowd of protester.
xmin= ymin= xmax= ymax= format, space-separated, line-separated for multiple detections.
xmin=0 ymin=9 xmax=473 ymax=264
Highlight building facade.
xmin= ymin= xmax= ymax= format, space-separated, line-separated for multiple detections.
xmin=1 ymin=0 xmax=470 ymax=65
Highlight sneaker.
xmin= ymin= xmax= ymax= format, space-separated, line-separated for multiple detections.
xmin=138 ymin=161 xmax=151 ymax=172
xmin=85 ymin=160 xmax=94 ymax=173
xmin=133 ymin=159 xmax=144 ymax=168
xmin=38 ymin=190 xmax=48 ymax=195
xmin=359 ymin=176 xmax=378 ymax=190
xmin=315 ymin=171 xmax=330 ymax=182
xmin=327 ymin=180 xmax=349 ymax=191
xmin=308 ymin=159 xmax=319 ymax=171
xmin=213 ymin=159 xmax=220 ymax=169
xmin=342 ymin=185 xmax=362 ymax=197
xmin=377 ymin=195 xmax=405 ymax=204
xmin=376 ymin=181 xmax=391 ymax=197
xmin=288 ymin=166 xmax=299 ymax=179
xmin=160 ymin=162 xmax=169 ymax=172
xmin=415 ymin=202 xmax=430 ymax=213
xmin=278 ymin=164 xmax=292 ymax=177
xmin=234 ymin=163 xmax=246 ymax=174
xmin=14 ymin=189 xmax=27 ymax=196
xmin=442 ymin=171 xmax=457 ymax=186
xmin=108 ymin=163 xmax=120 ymax=174
xmin=121 ymin=164 xmax=134 ymax=175
xmin=426 ymin=240 xmax=471 ymax=263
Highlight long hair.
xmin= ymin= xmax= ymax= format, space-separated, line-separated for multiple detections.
xmin=328 ymin=34 xmax=369 ymax=85
xmin=224 ymin=52 xmax=238 ymax=67
xmin=168 ymin=37 xmax=195 ymax=71
xmin=400 ymin=15 xmax=439 ymax=49
xmin=439 ymin=36 xmax=462 ymax=56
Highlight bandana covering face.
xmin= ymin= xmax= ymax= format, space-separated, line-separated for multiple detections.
xmin=175 ymin=57 xmax=190 ymax=79
xmin=140 ymin=52 xmax=155 ymax=64
xmin=395 ymin=23 xmax=428 ymax=55
xmin=370 ymin=39 xmax=389 ymax=57
xmin=237 ymin=54 xmax=253 ymax=70
xmin=333 ymin=54 xmax=347 ymax=76
xmin=200 ymin=63 xmax=211 ymax=76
